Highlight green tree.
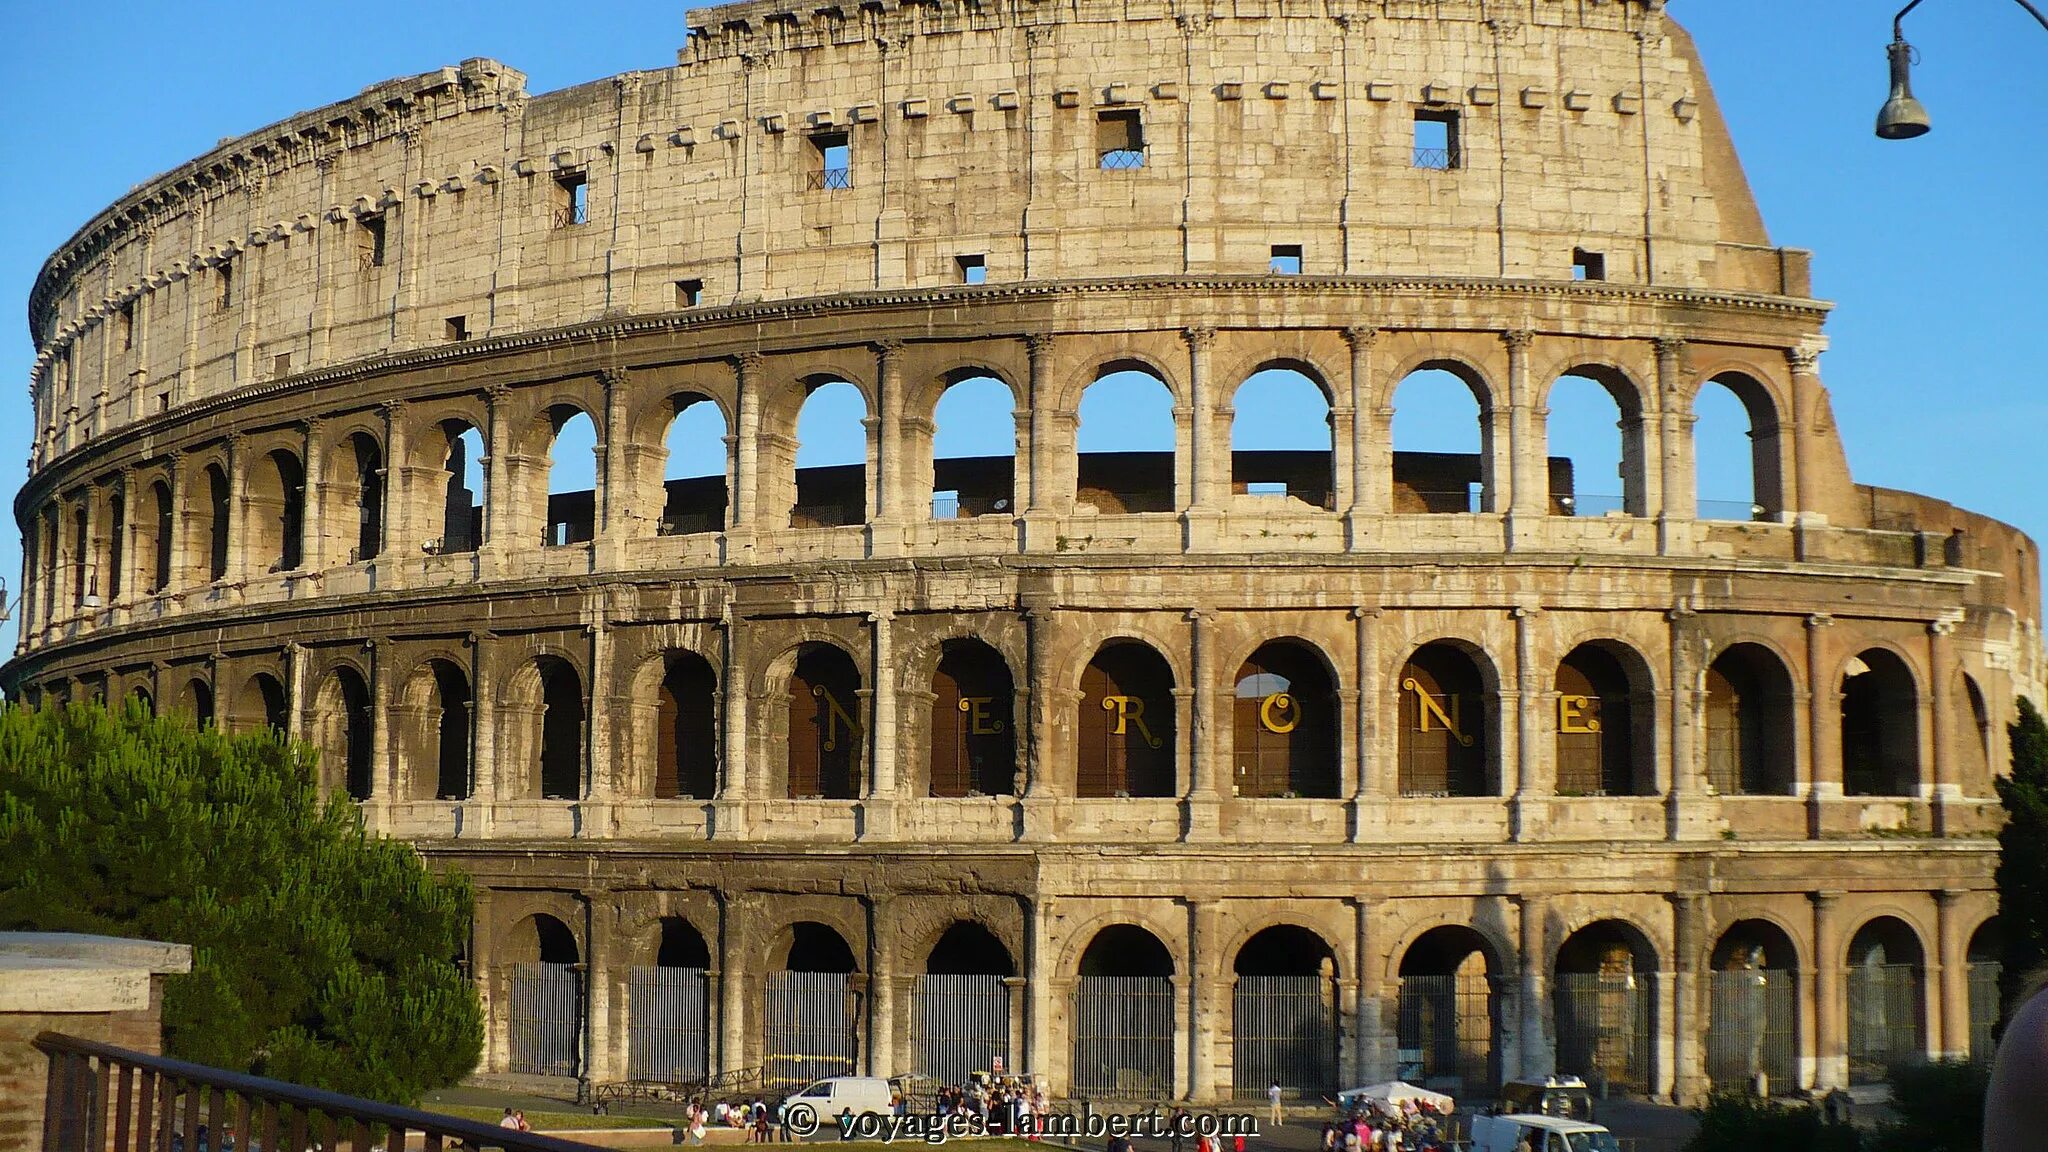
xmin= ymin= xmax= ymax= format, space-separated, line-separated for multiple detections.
xmin=0 ymin=700 xmax=481 ymax=1104
xmin=1866 ymin=1060 xmax=1988 ymax=1152
xmin=1996 ymin=695 xmax=2048 ymax=1029
xmin=1682 ymin=1091 xmax=1861 ymax=1152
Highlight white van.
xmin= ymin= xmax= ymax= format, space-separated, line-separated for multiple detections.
xmin=787 ymin=1075 xmax=894 ymax=1122
xmin=1470 ymin=1113 xmax=1621 ymax=1152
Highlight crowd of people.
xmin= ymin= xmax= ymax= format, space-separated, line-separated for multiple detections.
xmin=1317 ymin=1100 xmax=1454 ymax=1152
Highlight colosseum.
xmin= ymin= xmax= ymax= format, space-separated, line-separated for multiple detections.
xmin=8 ymin=0 xmax=2039 ymax=1110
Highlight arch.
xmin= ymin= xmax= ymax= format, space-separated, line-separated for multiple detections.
xmin=535 ymin=656 xmax=585 ymax=800
xmin=507 ymin=912 xmax=583 ymax=1078
xmin=1693 ymin=372 xmax=1784 ymax=522
xmin=1071 ymin=923 xmax=1175 ymax=1097
xmin=1397 ymin=641 xmax=1494 ymax=797
xmin=765 ymin=921 xmax=861 ymax=1088
xmin=344 ymin=432 xmax=385 ymax=564
xmin=790 ymin=378 xmax=868 ymax=528
xmin=1231 ymin=639 xmax=1339 ymax=798
xmin=1230 ymin=363 xmax=1334 ymax=511
xmin=655 ymin=650 xmax=719 ymax=799
xmin=104 ymin=486 xmax=125 ymax=602
xmin=204 ymin=463 xmax=231 ymax=581
xmin=1076 ymin=366 xmax=1176 ymax=514
xmin=1391 ymin=364 xmax=1492 ymax=514
xmin=1842 ymin=647 xmax=1921 ymax=796
xmin=628 ymin=914 xmax=714 ymax=1082
xmin=1705 ymin=643 xmax=1797 ymax=795
xmin=657 ymin=917 xmax=714 ymax=969
xmin=432 ymin=420 xmax=486 ymax=554
xmin=1554 ymin=640 xmax=1654 ymax=796
xmin=147 ymin=480 xmax=173 ymax=594
xmin=1543 ymin=367 xmax=1646 ymax=517
xmin=928 ymin=638 xmax=1017 ymax=797
xmin=788 ymin=642 xmax=865 ymax=799
xmin=1396 ymin=925 xmax=1503 ymax=1093
xmin=926 ymin=921 xmax=1016 ymax=975
xmin=231 ymin=672 xmax=287 ymax=734
xmin=929 ymin=373 xmax=1018 ymax=519
xmin=659 ymin=393 xmax=728 ymax=535
xmin=1232 ymin=924 xmax=1339 ymax=1097
xmin=913 ymin=918 xmax=1017 ymax=1081
xmin=1966 ymin=918 xmax=2002 ymax=1063
xmin=125 ymin=685 xmax=155 ymax=719
xmin=1846 ymin=915 xmax=1927 ymax=1084
xmin=1552 ymin=920 xmax=1658 ymax=1095
xmin=314 ymin=666 xmax=374 ymax=801
xmin=245 ymin=448 xmax=306 ymax=573
xmin=544 ymin=406 xmax=598 ymax=547
xmin=1077 ymin=640 xmax=1177 ymax=798
xmin=411 ymin=658 xmax=473 ymax=801
xmin=1706 ymin=919 xmax=1800 ymax=1092
xmin=1960 ymin=673 xmax=1992 ymax=792
xmin=177 ymin=677 xmax=214 ymax=728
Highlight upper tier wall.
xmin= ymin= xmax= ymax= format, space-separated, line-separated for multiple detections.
xmin=25 ymin=0 xmax=1798 ymax=467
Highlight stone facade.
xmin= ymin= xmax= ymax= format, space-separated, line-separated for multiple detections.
xmin=8 ymin=0 xmax=2038 ymax=1107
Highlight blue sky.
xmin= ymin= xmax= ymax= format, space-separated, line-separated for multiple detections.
xmin=1 ymin=1 xmax=2042 ymax=653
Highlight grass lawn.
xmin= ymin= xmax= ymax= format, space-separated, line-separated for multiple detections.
xmin=427 ymin=1105 xmax=673 ymax=1132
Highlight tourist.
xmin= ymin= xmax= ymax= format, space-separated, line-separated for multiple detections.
xmin=498 ymin=1109 xmax=521 ymax=1131
xmin=1268 ymin=1082 xmax=1284 ymax=1127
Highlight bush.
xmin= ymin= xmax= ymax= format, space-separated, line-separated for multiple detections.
xmin=0 ymin=701 xmax=482 ymax=1104
xmin=1866 ymin=1060 xmax=1989 ymax=1152
xmin=1683 ymin=1090 xmax=1861 ymax=1152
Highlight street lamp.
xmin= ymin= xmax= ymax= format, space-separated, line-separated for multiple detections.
xmin=1880 ymin=0 xmax=2048 ymax=139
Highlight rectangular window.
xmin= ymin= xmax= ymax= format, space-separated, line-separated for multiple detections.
xmin=554 ymin=172 xmax=588 ymax=227
xmin=1572 ymin=248 xmax=1606 ymax=281
xmin=1097 ymin=109 xmax=1146 ymax=169
xmin=445 ymin=316 xmax=468 ymax=342
xmin=217 ymin=262 xmax=234 ymax=310
xmin=119 ymin=301 xmax=135 ymax=350
xmin=358 ymin=214 xmax=387 ymax=268
xmin=956 ymin=254 xmax=986 ymax=285
xmin=676 ymin=278 xmax=704 ymax=307
xmin=809 ymin=132 xmax=852 ymax=190
xmin=1270 ymin=245 xmax=1303 ymax=275
xmin=1247 ymin=481 xmax=1289 ymax=497
xmin=1413 ymin=109 xmax=1461 ymax=170
xmin=272 ymin=352 xmax=292 ymax=377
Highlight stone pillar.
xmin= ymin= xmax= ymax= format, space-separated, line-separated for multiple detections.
xmin=1346 ymin=897 xmax=1387 ymax=1085
xmin=1668 ymin=604 xmax=1711 ymax=839
xmin=469 ymin=633 xmax=498 ymax=836
xmin=1025 ymin=896 xmax=1053 ymax=1089
xmin=719 ymin=894 xmax=749 ymax=1077
xmin=369 ymin=639 xmax=393 ymax=831
xmin=1928 ymin=619 xmax=1959 ymax=832
xmin=1654 ymin=338 xmax=1693 ymax=524
xmin=865 ymin=609 xmax=899 ymax=838
xmin=299 ymin=418 xmax=324 ymax=573
xmin=1509 ymin=605 xmax=1542 ymax=837
xmin=473 ymin=886 xmax=500 ymax=1071
xmin=1934 ymin=889 xmax=1970 ymax=1061
xmin=729 ymin=354 xmax=763 ymax=555
xmin=1810 ymin=891 xmax=1845 ymax=1090
xmin=597 ymin=367 xmax=630 ymax=567
xmin=1021 ymin=335 xmax=1061 ymax=548
xmin=380 ymin=401 xmax=407 ymax=569
xmin=585 ymin=620 xmax=615 ymax=835
xmin=115 ymin=471 xmax=138 ymax=608
xmin=1184 ymin=609 xmax=1221 ymax=840
xmin=1518 ymin=893 xmax=1552 ymax=1079
xmin=284 ymin=641 xmax=308 ymax=745
xmin=1783 ymin=347 xmax=1819 ymax=519
xmin=1170 ymin=972 xmax=1193 ymax=1100
xmin=1343 ymin=327 xmax=1381 ymax=547
xmin=1189 ymin=899 xmax=1219 ymax=1102
xmin=1504 ymin=330 xmax=1543 ymax=521
xmin=1351 ymin=606 xmax=1387 ymax=841
xmin=481 ymin=385 xmax=512 ymax=561
xmin=868 ymin=897 xmax=894 ymax=1076
xmin=1670 ymin=893 xmax=1708 ymax=1104
xmin=1185 ymin=327 xmax=1221 ymax=507
xmin=1806 ymin=614 xmax=1838 ymax=838
xmin=715 ymin=611 xmax=750 ymax=836
xmin=584 ymin=893 xmax=618 ymax=1089
xmin=163 ymin=451 xmax=184 ymax=597
xmin=223 ymin=432 xmax=249 ymax=584
xmin=872 ymin=341 xmax=905 ymax=536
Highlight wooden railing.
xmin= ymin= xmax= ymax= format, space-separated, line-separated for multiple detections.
xmin=34 ymin=1033 xmax=602 ymax=1152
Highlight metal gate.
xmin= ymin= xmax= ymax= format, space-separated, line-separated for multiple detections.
xmin=508 ymin=961 xmax=581 ymax=1077
xmin=1396 ymin=974 xmax=1497 ymax=1093
xmin=764 ymin=971 xmax=858 ymax=1091
xmin=1968 ymin=960 xmax=2002 ymax=1063
xmin=1847 ymin=963 xmax=1923 ymax=1084
xmin=628 ymin=966 xmax=710 ymax=1083
xmin=1232 ymin=975 xmax=1337 ymax=1098
xmin=1553 ymin=973 xmax=1652 ymax=1095
xmin=1071 ymin=975 xmax=1173 ymax=1098
xmin=912 ymin=974 xmax=1011 ymax=1084
xmin=1706 ymin=969 xmax=1797 ymax=1092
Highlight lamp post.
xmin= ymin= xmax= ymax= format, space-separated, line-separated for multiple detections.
xmin=1880 ymin=0 xmax=2048 ymax=139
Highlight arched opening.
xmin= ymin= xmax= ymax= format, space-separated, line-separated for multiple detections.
xmin=1960 ymin=674 xmax=1992 ymax=793
xmin=1231 ymin=641 xmax=1338 ymax=798
xmin=70 ymin=506 xmax=89 ymax=611
xmin=1229 ymin=365 xmax=1334 ymax=511
xmin=791 ymin=379 xmax=867 ymax=528
xmin=1967 ymin=920 xmax=2002 ymax=1063
xmin=1077 ymin=641 xmax=1177 ymax=798
xmin=434 ymin=421 xmax=486 ymax=554
xmin=915 ymin=923 xmax=1016 ymax=1083
xmin=1841 ymin=648 xmax=1921 ymax=797
xmin=425 ymin=660 xmax=473 ymax=801
xmin=508 ymin=914 xmax=583 ymax=1078
xmin=1073 ymin=926 xmax=1175 ymax=1097
xmin=544 ymin=407 xmax=598 ymax=547
xmin=148 ymin=481 xmax=173 ymax=594
xmin=316 ymin=667 xmax=374 ymax=802
xmin=1397 ymin=926 xmax=1502 ymax=1094
xmin=1391 ymin=366 xmax=1490 ymax=514
xmin=766 ymin=922 xmax=861 ymax=1090
xmin=347 ymin=433 xmax=384 ymax=563
xmin=1694 ymin=374 xmax=1783 ymax=522
xmin=1553 ymin=921 xmax=1657 ymax=1096
xmin=246 ymin=449 xmax=305 ymax=573
xmin=1544 ymin=370 xmax=1644 ymax=517
xmin=1553 ymin=642 xmax=1652 ymax=796
xmin=655 ymin=651 xmax=719 ymax=799
xmin=205 ymin=464 xmax=230 ymax=581
xmin=106 ymin=488 xmax=125 ymax=601
xmin=1076 ymin=367 xmax=1176 ymax=514
xmin=1232 ymin=925 xmax=1338 ymax=1098
xmin=630 ymin=917 xmax=711 ymax=1082
xmin=536 ymin=657 xmax=585 ymax=800
xmin=179 ymin=678 xmax=214 ymax=728
xmin=929 ymin=639 xmax=1017 ymax=797
xmin=788 ymin=644 xmax=864 ymax=800
xmin=232 ymin=673 xmax=287 ymax=734
xmin=1704 ymin=644 xmax=1797 ymax=795
xmin=931 ymin=374 xmax=1017 ymax=519
xmin=1706 ymin=920 xmax=1799 ymax=1093
xmin=1846 ymin=917 xmax=1927 ymax=1084
xmin=660 ymin=394 xmax=728 ymax=535
xmin=126 ymin=686 xmax=155 ymax=718
xmin=1397 ymin=643 xmax=1491 ymax=796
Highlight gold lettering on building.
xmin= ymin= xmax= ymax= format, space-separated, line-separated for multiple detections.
xmin=958 ymin=695 xmax=1005 ymax=735
xmin=1101 ymin=694 xmax=1165 ymax=748
xmin=1403 ymin=677 xmax=1476 ymax=747
xmin=812 ymin=685 xmax=860 ymax=751
xmin=1258 ymin=691 xmax=1300 ymax=734
xmin=1558 ymin=694 xmax=1602 ymax=733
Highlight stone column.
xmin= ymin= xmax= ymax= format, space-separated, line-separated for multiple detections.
xmin=1518 ymin=893 xmax=1552 ymax=1079
xmin=868 ymin=896 xmax=894 ymax=1076
xmin=1189 ymin=899 xmax=1219 ymax=1102
xmin=718 ymin=893 xmax=749 ymax=1075
xmin=473 ymin=886 xmax=500 ymax=1071
xmin=115 ymin=470 xmax=138 ymax=608
xmin=1928 ymin=619 xmax=1958 ymax=833
xmin=381 ymin=401 xmax=408 ymax=570
xmin=729 ymin=354 xmax=763 ymax=556
xmin=1351 ymin=606 xmax=1386 ymax=842
xmin=222 ymin=432 xmax=246 ymax=586
xmin=1934 ymin=889 xmax=1970 ymax=1061
xmin=1654 ymin=338 xmax=1693 ymax=524
xmin=1783 ymin=346 xmax=1818 ymax=519
xmin=1025 ymin=895 xmax=1054 ymax=1088
xmin=1185 ymin=327 xmax=1221 ymax=507
xmin=163 ymin=451 xmax=185 ymax=596
xmin=1670 ymin=893 xmax=1708 ymax=1104
xmin=871 ymin=342 xmax=905 ymax=549
xmin=585 ymin=619 xmax=615 ymax=835
xmin=583 ymin=893 xmax=618 ymax=1090
xmin=1810 ymin=891 xmax=1845 ymax=1090
xmin=1021 ymin=336 xmax=1061 ymax=549
xmin=865 ymin=609 xmax=899 ymax=838
xmin=597 ymin=367 xmax=630 ymax=568
xmin=1184 ymin=608 xmax=1221 ymax=840
xmin=1504 ymin=330 xmax=1543 ymax=521
xmin=1343 ymin=327 xmax=1381 ymax=547
xmin=284 ymin=641 xmax=308 ymax=745
xmin=481 ymin=385 xmax=512 ymax=562
xmin=715 ymin=610 xmax=751 ymax=836
xmin=299 ymin=418 xmax=325 ymax=573
xmin=1667 ymin=604 xmax=1711 ymax=839
xmin=1345 ymin=897 xmax=1383 ymax=1085
xmin=1509 ymin=605 xmax=1542 ymax=837
xmin=1806 ymin=614 xmax=1838 ymax=838
xmin=469 ymin=633 xmax=498 ymax=837
xmin=369 ymin=638 xmax=393 ymax=831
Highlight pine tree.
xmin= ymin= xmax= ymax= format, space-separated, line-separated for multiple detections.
xmin=0 ymin=700 xmax=482 ymax=1104
xmin=1995 ymin=695 xmax=2048 ymax=1029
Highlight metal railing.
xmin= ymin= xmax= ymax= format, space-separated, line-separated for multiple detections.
xmin=806 ymin=167 xmax=854 ymax=190
xmin=1412 ymin=146 xmax=1459 ymax=170
xmin=34 ymin=1031 xmax=604 ymax=1152
xmin=1098 ymin=148 xmax=1146 ymax=170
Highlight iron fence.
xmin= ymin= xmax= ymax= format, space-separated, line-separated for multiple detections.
xmin=1098 ymin=149 xmax=1147 ymax=171
xmin=1411 ymin=146 xmax=1458 ymax=170
xmin=627 ymin=965 xmax=710 ymax=1084
xmin=1968 ymin=960 xmax=2002 ymax=1064
xmin=1396 ymin=974 xmax=1498 ymax=1094
xmin=1071 ymin=975 xmax=1173 ymax=1099
xmin=1705 ymin=969 xmax=1797 ymax=1092
xmin=1847 ymin=963 xmax=1923 ymax=1085
xmin=509 ymin=961 xmax=581 ymax=1078
xmin=807 ymin=168 xmax=854 ymax=190
xmin=911 ymin=974 xmax=1012 ymax=1084
xmin=763 ymin=971 xmax=857 ymax=1091
xmin=1553 ymin=973 xmax=1652 ymax=1095
xmin=1232 ymin=975 xmax=1337 ymax=1098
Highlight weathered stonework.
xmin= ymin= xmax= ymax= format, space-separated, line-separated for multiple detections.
xmin=9 ymin=0 xmax=2038 ymax=1107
